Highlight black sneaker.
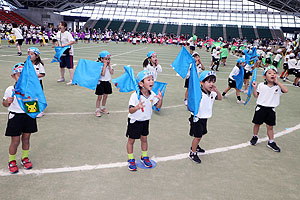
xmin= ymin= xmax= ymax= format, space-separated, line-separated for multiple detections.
xmin=189 ymin=152 xmax=201 ymax=164
xmin=250 ymin=136 xmax=258 ymax=145
xmin=267 ymin=142 xmax=281 ymax=152
xmin=190 ymin=145 xmax=205 ymax=153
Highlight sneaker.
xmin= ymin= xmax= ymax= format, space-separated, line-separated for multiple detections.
xmin=267 ymin=142 xmax=281 ymax=152
xmin=237 ymin=100 xmax=245 ymax=104
xmin=17 ymin=52 xmax=22 ymax=56
xmin=189 ymin=152 xmax=201 ymax=164
xmin=95 ymin=109 xmax=101 ymax=117
xmin=141 ymin=156 xmax=152 ymax=168
xmin=8 ymin=160 xmax=19 ymax=174
xmin=128 ymin=159 xmax=137 ymax=171
xmin=184 ymin=99 xmax=188 ymax=106
xmin=250 ymin=136 xmax=258 ymax=145
xmin=57 ymin=78 xmax=65 ymax=82
xmin=66 ymin=80 xmax=73 ymax=85
xmin=21 ymin=157 xmax=32 ymax=169
xmin=280 ymin=77 xmax=283 ymax=79
xmin=283 ymin=78 xmax=286 ymax=82
xmin=190 ymin=145 xmax=205 ymax=153
xmin=100 ymin=108 xmax=109 ymax=114
xmin=222 ymin=94 xmax=228 ymax=99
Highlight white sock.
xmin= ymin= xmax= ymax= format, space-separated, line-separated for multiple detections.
xmin=269 ymin=140 xmax=274 ymax=143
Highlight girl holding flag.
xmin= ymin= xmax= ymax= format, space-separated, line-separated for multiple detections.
xmin=222 ymin=58 xmax=246 ymax=104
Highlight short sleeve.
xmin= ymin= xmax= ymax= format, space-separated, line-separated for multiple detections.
xmin=3 ymin=86 xmax=13 ymax=101
xmin=256 ymin=83 xmax=262 ymax=93
xmin=68 ymin=32 xmax=75 ymax=42
xmin=129 ymin=92 xmax=138 ymax=107
xmin=37 ymin=63 xmax=45 ymax=74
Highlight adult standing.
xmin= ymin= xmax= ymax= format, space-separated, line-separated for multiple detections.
xmin=12 ymin=23 xmax=24 ymax=56
xmin=56 ymin=21 xmax=75 ymax=85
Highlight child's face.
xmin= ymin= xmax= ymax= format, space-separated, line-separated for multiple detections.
xmin=201 ymin=79 xmax=216 ymax=93
xmin=11 ymin=72 xmax=21 ymax=82
xmin=101 ymin=56 xmax=111 ymax=65
xmin=28 ymin=51 xmax=37 ymax=62
xmin=264 ymin=69 xmax=277 ymax=83
xmin=194 ymin=55 xmax=200 ymax=64
xmin=150 ymin=55 xmax=158 ymax=65
xmin=139 ymin=75 xmax=154 ymax=91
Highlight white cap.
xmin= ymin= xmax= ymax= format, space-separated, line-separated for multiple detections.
xmin=287 ymin=49 xmax=292 ymax=53
xmin=290 ymin=53 xmax=295 ymax=57
xmin=267 ymin=47 xmax=272 ymax=50
xmin=277 ymin=49 xmax=282 ymax=53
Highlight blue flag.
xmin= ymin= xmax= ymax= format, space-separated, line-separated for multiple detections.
xmin=72 ymin=59 xmax=103 ymax=90
xmin=152 ymin=81 xmax=167 ymax=112
xmin=244 ymin=47 xmax=258 ymax=67
xmin=14 ymin=56 xmax=47 ymax=118
xmin=112 ymin=66 xmax=139 ymax=94
xmin=187 ymin=62 xmax=201 ymax=117
xmin=51 ymin=46 xmax=70 ymax=63
xmin=232 ymin=67 xmax=244 ymax=90
xmin=244 ymin=68 xmax=257 ymax=105
xmin=170 ymin=46 xmax=194 ymax=79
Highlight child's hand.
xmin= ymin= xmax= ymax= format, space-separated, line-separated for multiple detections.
xmin=136 ymin=100 xmax=145 ymax=110
xmin=252 ymin=81 xmax=257 ymax=88
xmin=211 ymin=85 xmax=218 ymax=92
xmin=155 ymin=89 xmax=163 ymax=100
xmin=274 ymin=75 xmax=278 ymax=84
xmin=6 ymin=97 xmax=13 ymax=105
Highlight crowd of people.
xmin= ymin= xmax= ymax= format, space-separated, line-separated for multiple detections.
xmin=1 ymin=20 xmax=299 ymax=173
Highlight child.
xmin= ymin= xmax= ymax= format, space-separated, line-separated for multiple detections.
xmin=272 ymin=49 xmax=282 ymax=68
xmin=126 ymin=70 xmax=163 ymax=171
xmin=95 ymin=51 xmax=114 ymax=117
xmin=143 ymin=51 xmax=162 ymax=81
xmin=264 ymin=47 xmax=273 ymax=67
xmin=189 ymin=71 xmax=222 ymax=163
xmin=184 ymin=52 xmax=205 ymax=106
xmin=250 ymin=66 xmax=288 ymax=152
xmin=27 ymin=47 xmax=46 ymax=117
xmin=2 ymin=63 xmax=38 ymax=174
xmin=222 ymin=58 xmax=246 ymax=104
xmin=284 ymin=52 xmax=296 ymax=82
xmin=280 ymin=49 xmax=291 ymax=79
xmin=293 ymin=59 xmax=300 ymax=87
xmin=211 ymin=46 xmax=221 ymax=71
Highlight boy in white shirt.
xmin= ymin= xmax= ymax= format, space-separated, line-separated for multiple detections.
xmin=126 ymin=70 xmax=163 ymax=171
xmin=189 ymin=71 xmax=222 ymax=163
xmin=250 ymin=66 xmax=288 ymax=152
xmin=272 ymin=49 xmax=282 ymax=68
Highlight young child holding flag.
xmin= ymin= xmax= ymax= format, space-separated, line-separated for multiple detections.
xmin=2 ymin=63 xmax=37 ymax=174
xmin=189 ymin=71 xmax=222 ymax=163
xmin=126 ymin=70 xmax=163 ymax=171
xmin=249 ymin=66 xmax=288 ymax=152
xmin=95 ymin=51 xmax=114 ymax=117
xmin=143 ymin=51 xmax=162 ymax=81
xmin=222 ymin=58 xmax=246 ymax=104
xmin=27 ymin=47 xmax=46 ymax=118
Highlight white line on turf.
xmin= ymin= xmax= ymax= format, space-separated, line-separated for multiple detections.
xmin=0 ymin=123 xmax=299 ymax=176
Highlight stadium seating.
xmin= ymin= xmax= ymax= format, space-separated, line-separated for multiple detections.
xmin=122 ymin=21 xmax=137 ymax=32
xmin=241 ymin=25 xmax=256 ymax=41
xmin=0 ymin=10 xmax=32 ymax=25
xmin=136 ymin=22 xmax=150 ymax=32
xmin=180 ymin=25 xmax=193 ymax=36
xmin=165 ymin=24 xmax=178 ymax=35
xmin=257 ymin=26 xmax=273 ymax=39
xmin=94 ymin=19 xmax=110 ymax=30
xmin=107 ymin=20 xmax=123 ymax=31
xmin=195 ymin=25 xmax=208 ymax=39
xmin=226 ymin=25 xmax=239 ymax=41
xmin=211 ymin=25 xmax=224 ymax=40
xmin=150 ymin=23 xmax=164 ymax=33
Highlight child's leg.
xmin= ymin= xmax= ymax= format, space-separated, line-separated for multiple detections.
xmin=191 ymin=137 xmax=201 ymax=152
xmin=253 ymin=124 xmax=260 ymax=136
xmin=127 ymin=138 xmax=135 ymax=157
xmin=222 ymin=86 xmax=231 ymax=96
xmin=9 ymin=136 xmax=21 ymax=159
xmin=140 ymin=136 xmax=148 ymax=152
xmin=68 ymin=68 xmax=74 ymax=81
xmin=96 ymin=95 xmax=102 ymax=109
xmin=244 ymin=79 xmax=249 ymax=91
xmin=60 ymin=68 xmax=65 ymax=79
xmin=101 ymin=94 xmax=108 ymax=107
xmin=21 ymin=133 xmax=31 ymax=159
xmin=185 ymin=88 xmax=188 ymax=100
xmin=266 ymin=124 xmax=274 ymax=141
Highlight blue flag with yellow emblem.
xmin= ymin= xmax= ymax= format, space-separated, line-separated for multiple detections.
xmin=14 ymin=56 xmax=47 ymax=118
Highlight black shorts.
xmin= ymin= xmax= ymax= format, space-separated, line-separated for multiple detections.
xmin=252 ymin=105 xmax=276 ymax=126
xmin=95 ymin=81 xmax=112 ymax=95
xmin=228 ymin=78 xmax=237 ymax=88
xmin=222 ymin=57 xmax=227 ymax=60
xmin=190 ymin=46 xmax=195 ymax=50
xmin=5 ymin=112 xmax=37 ymax=136
xmin=272 ymin=61 xmax=278 ymax=67
xmin=126 ymin=119 xmax=149 ymax=139
xmin=59 ymin=55 xmax=74 ymax=69
xmin=16 ymin=39 xmax=24 ymax=46
xmin=184 ymin=78 xmax=189 ymax=88
xmin=244 ymin=69 xmax=252 ymax=79
xmin=52 ymin=39 xmax=57 ymax=43
xmin=288 ymin=69 xmax=295 ymax=75
xmin=295 ymin=69 xmax=300 ymax=78
xmin=265 ymin=58 xmax=271 ymax=64
xmin=189 ymin=116 xmax=207 ymax=138
xmin=283 ymin=63 xmax=288 ymax=70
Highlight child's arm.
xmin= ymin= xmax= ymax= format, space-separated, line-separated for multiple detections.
xmin=252 ymin=81 xmax=258 ymax=98
xmin=199 ymin=60 xmax=205 ymax=70
xmin=101 ymin=62 xmax=107 ymax=76
xmin=129 ymin=100 xmax=144 ymax=114
xmin=108 ymin=65 xmax=114 ymax=75
xmin=2 ymin=97 xmax=13 ymax=107
xmin=274 ymin=76 xmax=288 ymax=93
xmin=37 ymin=73 xmax=45 ymax=78
xmin=212 ymin=85 xmax=222 ymax=100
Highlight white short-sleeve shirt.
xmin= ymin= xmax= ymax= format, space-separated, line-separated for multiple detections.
xmin=56 ymin=31 xmax=75 ymax=56
xmin=34 ymin=63 xmax=45 ymax=80
xmin=99 ymin=65 xmax=112 ymax=82
xmin=12 ymin=28 xmax=23 ymax=40
xmin=3 ymin=86 xmax=24 ymax=113
xmin=194 ymin=91 xmax=217 ymax=119
xmin=128 ymin=91 xmax=159 ymax=122
xmin=229 ymin=66 xmax=241 ymax=80
xmin=256 ymin=82 xmax=283 ymax=107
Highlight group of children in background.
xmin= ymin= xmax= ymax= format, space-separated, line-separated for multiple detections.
xmin=2 ymin=39 xmax=291 ymax=173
